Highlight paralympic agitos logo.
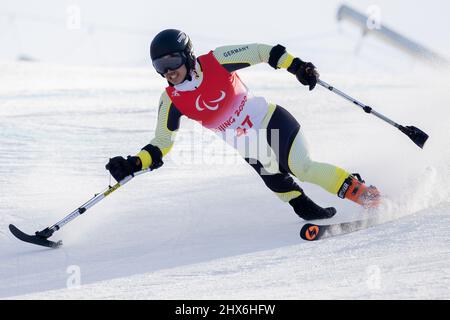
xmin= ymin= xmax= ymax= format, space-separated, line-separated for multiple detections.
xmin=195 ymin=91 xmax=226 ymax=111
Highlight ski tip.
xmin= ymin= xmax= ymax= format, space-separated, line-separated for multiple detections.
xmin=300 ymin=223 xmax=322 ymax=241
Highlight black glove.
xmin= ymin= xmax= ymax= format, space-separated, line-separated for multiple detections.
xmin=105 ymin=156 xmax=142 ymax=182
xmin=288 ymin=58 xmax=319 ymax=91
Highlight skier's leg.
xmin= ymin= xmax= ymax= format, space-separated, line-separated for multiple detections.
xmin=237 ymin=104 xmax=335 ymax=220
xmin=266 ymin=104 xmax=380 ymax=208
xmin=264 ymin=104 xmax=347 ymax=194
xmin=287 ymin=130 xmax=349 ymax=195
xmin=244 ymin=158 xmax=301 ymax=202
xmin=286 ymin=120 xmax=381 ymax=208
xmin=244 ymin=158 xmax=336 ymax=220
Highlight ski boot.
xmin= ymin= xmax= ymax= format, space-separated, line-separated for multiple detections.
xmin=338 ymin=173 xmax=381 ymax=208
xmin=289 ymin=193 xmax=337 ymax=221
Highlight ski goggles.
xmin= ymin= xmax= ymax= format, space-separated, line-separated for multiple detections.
xmin=152 ymin=52 xmax=186 ymax=74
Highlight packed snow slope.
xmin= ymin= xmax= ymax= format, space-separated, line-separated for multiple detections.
xmin=1 ymin=59 xmax=449 ymax=299
xmin=1 ymin=0 xmax=450 ymax=299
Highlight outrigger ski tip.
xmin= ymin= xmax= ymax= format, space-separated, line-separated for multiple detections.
xmin=9 ymin=224 xmax=62 ymax=249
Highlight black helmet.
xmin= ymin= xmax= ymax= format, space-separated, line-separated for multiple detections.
xmin=150 ymin=29 xmax=195 ymax=74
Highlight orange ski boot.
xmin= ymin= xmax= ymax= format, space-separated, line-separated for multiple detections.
xmin=338 ymin=174 xmax=381 ymax=208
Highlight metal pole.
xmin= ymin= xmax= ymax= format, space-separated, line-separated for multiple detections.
xmin=37 ymin=169 xmax=152 ymax=238
xmin=316 ymin=79 xmax=429 ymax=149
xmin=317 ymin=79 xmax=400 ymax=128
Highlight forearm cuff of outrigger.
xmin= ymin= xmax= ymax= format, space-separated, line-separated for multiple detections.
xmin=269 ymin=44 xmax=286 ymax=69
xmin=140 ymin=144 xmax=164 ymax=170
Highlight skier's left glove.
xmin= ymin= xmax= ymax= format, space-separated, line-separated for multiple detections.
xmin=288 ymin=58 xmax=319 ymax=91
xmin=105 ymin=156 xmax=142 ymax=182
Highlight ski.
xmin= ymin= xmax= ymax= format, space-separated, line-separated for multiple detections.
xmin=300 ymin=218 xmax=379 ymax=241
xmin=9 ymin=224 xmax=62 ymax=249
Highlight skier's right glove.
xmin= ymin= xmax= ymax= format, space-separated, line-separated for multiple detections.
xmin=105 ymin=156 xmax=142 ymax=182
xmin=287 ymin=58 xmax=319 ymax=91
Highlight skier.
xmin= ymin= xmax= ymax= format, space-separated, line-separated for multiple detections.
xmin=106 ymin=29 xmax=380 ymax=220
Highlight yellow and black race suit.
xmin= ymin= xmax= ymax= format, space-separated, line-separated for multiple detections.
xmin=137 ymin=44 xmax=350 ymax=203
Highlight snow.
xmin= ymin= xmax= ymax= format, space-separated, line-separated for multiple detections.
xmin=11 ymin=204 xmax=450 ymax=300
xmin=1 ymin=0 xmax=450 ymax=299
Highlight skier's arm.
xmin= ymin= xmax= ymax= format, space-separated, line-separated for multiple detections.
xmin=213 ymin=43 xmax=319 ymax=90
xmin=212 ymin=43 xmax=295 ymax=72
xmin=136 ymin=91 xmax=182 ymax=170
